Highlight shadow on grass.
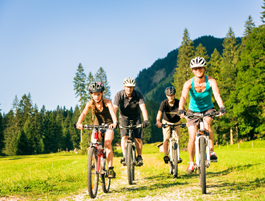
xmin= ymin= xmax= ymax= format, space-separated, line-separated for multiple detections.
xmin=207 ymin=177 xmax=265 ymax=193
xmin=112 ymin=173 xmax=187 ymax=193
xmin=207 ymin=163 xmax=261 ymax=177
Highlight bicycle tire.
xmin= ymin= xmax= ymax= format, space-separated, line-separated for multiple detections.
xmin=199 ymin=137 xmax=206 ymax=194
xmin=172 ymin=142 xmax=178 ymax=178
xmin=101 ymin=157 xmax=111 ymax=193
xmin=87 ymin=147 xmax=99 ymax=198
xmin=127 ymin=143 xmax=134 ymax=185
xmin=132 ymin=145 xmax=136 ymax=181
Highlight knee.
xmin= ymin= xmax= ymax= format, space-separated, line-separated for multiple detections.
xmin=105 ymin=140 xmax=112 ymax=149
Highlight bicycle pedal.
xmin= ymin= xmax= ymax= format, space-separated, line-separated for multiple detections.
xmin=210 ymin=160 xmax=218 ymax=162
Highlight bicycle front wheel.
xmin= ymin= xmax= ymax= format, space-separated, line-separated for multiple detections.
xmin=199 ymin=137 xmax=206 ymax=194
xmin=127 ymin=143 xmax=134 ymax=185
xmin=87 ymin=147 xmax=99 ymax=198
xmin=101 ymin=157 xmax=111 ymax=193
xmin=172 ymin=142 xmax=178 ymax=178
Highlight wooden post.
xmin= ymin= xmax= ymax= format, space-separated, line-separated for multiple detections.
xmin=230 ymin=127 xmax=234 ymax=145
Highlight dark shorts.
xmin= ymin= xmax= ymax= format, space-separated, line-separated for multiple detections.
xmin=186 ymin=108 xmax=216 ymax=127
xmin=119 ymin=117 xmax=143 ymax=139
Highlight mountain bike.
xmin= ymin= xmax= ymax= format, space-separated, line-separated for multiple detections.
xmin=185 ymin=111 xmax=219 ymax=194
xmin=119 ymin=120 xmax=143 ymax=185
xmin=161 ymin=123 xmax=186 ymax=178
xmin=74 ymin=123 xmax=112 ymax=199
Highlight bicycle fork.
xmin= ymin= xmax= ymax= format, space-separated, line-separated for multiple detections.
xmin=195 ymin=134 xmax=210 ymax=168
xmin=169 ymin=137 xmax=179 ymax=162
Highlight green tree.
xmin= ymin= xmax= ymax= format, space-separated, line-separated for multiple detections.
xmin=208 ymin=48 xmax=222 ymax=83
xmin=261 ymin=0 xmax=265 ymax=23
xmin=95 ymin=67 xmax=111 ymax=99
xmin=0 ymin=112 xmax=4 ymax=155
xmin=195 ymin=43 xmax=209 ymax=62
xmin=73 ymin=63 xmax=88 ymax=110
xmin=219 ymin=27 xmax=240 ymax=144
xmin=86 ymin=72 xmax=94 ymax=100
xmin=230 ymin=26 xmax=265 ymax=140
xmin=173 ymin=28 xmax=195 ymax=99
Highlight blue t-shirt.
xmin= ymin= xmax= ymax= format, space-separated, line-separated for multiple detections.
xmin=189 ymin=76 xmax=214 ymax=112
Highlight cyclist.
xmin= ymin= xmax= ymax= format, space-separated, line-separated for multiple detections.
xmin=156 ymin=86 xmax=183 ymax=164
xmin=113 ymin=77 xmax=149 ymax=166
xmin=76 ymin=82 xmax=117 ymax=178
xmin=178 ymin=57 xmax=226 ymax=174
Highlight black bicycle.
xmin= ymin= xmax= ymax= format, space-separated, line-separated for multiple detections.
xmin=160 ymin=123 xmax=186 ymax=178
xmin=185 ymin=111 xmax=220 ymax=194
xmin=74 ymin=123 xmax=112 ymax=199
xmin=119 ymin=120 xmax=143 ymax=185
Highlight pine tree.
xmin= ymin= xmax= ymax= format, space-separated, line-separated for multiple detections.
xmin=73 ymin=63 xmax=88 ymax=110
xmin=195 ymin=43 xmax=209 ymax=62
xmin=86 ymin=72 xmax=94 ymax=100
xmin=244 ymin=15 xmax=256 ymax=37
xmin=173 ymin=29 xmax=194 ymax=98
xmin=219 ymin=27 xmax=240 ymax=144
xmin=230 ymin=26 xmax=265 ymax=140
xmin=95 ymin=67 xmax=111 ymax=99
xmin=207 ymin=48 xmax=222 ymax=83
xmin=173 ymin=28 xmax=195 ymax=100
xmin=261 ymin=0 xmax=265 ymax=23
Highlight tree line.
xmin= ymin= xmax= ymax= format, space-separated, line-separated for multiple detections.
xmin=1 ymin=1 xmax=265 ymax=155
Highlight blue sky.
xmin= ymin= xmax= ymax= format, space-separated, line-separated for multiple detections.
xmin=0 ymin=0 xmax=263 ymax=114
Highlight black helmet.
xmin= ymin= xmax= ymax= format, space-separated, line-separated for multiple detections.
xmin=165 ymin=86 xmax=176 ymax=96
xmin=89 ymin=82 xmax=105 ymax=93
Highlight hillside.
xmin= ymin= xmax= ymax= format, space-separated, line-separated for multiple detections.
xmin=135 ymin=35 xmax=237 ymax=102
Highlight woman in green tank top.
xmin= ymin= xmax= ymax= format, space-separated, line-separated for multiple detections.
xmin=178 ymin=57 xmax=226 ymax=174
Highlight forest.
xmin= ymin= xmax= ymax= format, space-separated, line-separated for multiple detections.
xmin=1 ymin=4 xmax=265 ymax=155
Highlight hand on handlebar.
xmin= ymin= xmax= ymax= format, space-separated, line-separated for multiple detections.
xmin=75 ymin=123 xmax=83 ymax=130
xmin=177 ymin=110 xmax=186 ymax=118
xmin=142 ymin=120 xmax=149 ymax=128
xmin=219 ymin=107 xmax=226 ymax=116
xmin=156 ymin=121 xmax=162 ymax=128
xmin=109 ymin=122 xmax=117 ymax=129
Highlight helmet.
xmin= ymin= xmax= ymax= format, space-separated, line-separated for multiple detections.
xmin=123 ymin=77 xmax=136 ymax=87
xmin=165 ymin=86 xmax=176 ymax=96
xmin=89 ymin=82 xmax=104 ymax=93
xmin=190 ymin=57 xmax=207 ymax=68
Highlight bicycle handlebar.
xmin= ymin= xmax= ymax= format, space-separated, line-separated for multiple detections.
xmin=185 ymin=111 xmax=220 ymax=119
xmin=161 ymin=123 xmax=186 ymax=128
xmin=74 ymin=123 xmax=109 ymax=130
xmin=118 ymin=124 xmax=143 ymax=129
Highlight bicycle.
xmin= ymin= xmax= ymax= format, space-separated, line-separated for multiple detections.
xmin=74 ymin=123 xmax=112 ymax=199
xmin=160 ymin=123 xmax=186 ymax=178
xmin=118 ymin=120 xmax=143 ymax=185
xmin=185 ymin=111 xmax=220 ymax=194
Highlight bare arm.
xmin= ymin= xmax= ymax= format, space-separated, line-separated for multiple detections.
xmin=76 ymin=101 xmax=92 ymax=129
xmin=140 ymin=103 xmax=148 ymax=121
xmin=105 ymin=99 xmax=118 ymax=128
xmin=156 ymin=110 xmax=163 ymax=128
xmin=179 ymin=80 xmax=192 ymax=115
xmin=209 ymin=78 xmax=224 ymax=108
xmin=113 ymin=105 xmax=119 ymax=115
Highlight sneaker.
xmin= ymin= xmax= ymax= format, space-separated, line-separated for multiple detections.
xmin=163 ymin=155 xmax=170 ymax=164
xmin=186 ymin=163 xmax=194 ymax=174
xmin=120 ymin=157 xmax=126 ymax=166
xmin=210 ymin=151 xmax=218 ymax=160
xmin=107 ymin=168 xmax=116 ymax=178
xmin=178 ymin=157 xmax=183 ymax=163
xmin=136 ymin=156 xmax=143 ymax=166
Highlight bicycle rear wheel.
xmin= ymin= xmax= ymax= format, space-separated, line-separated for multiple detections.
xmin=101 ymin=157 xmax=111 ymax=193
xmin=199 ymin=137 xmax=206 ymax=194
xmin=87 ymin=147 xmax=99 ymax=198
xmin=172 ymin=142 xmax=178 ymax=178
xmin=127 ymin=143 xmax=134 ymax=185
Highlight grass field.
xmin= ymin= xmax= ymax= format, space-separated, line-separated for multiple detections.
xmin=0 ymin=140 xmax=265 ymax=200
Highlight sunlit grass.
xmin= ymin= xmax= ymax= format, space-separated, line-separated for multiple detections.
xmin=1 ymin=140 xmax=265 ymax=200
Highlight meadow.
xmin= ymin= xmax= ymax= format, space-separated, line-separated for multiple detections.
xmin=0 ymin=140 xmax=264 ymax=200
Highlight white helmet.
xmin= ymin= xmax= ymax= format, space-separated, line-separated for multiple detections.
xmin=123 ymin=77 xmax=136 ymax=87
xmin=190 ymin=57 xmax=207 ymax=68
